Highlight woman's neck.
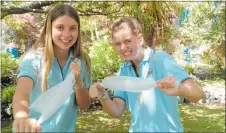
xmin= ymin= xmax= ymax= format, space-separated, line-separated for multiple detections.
xmin=54 ymin=47 xmax=69 ymax=61
xmin=131 ymin=48 xmax=144 ymax=68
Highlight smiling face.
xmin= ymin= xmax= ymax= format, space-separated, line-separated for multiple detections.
xmin=112 ymin=22 xmax=142 ymax=61
xmin=52 ymin=15 xmax=78 ymax=52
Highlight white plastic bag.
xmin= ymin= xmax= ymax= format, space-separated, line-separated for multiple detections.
xmin=29 ymin=72 xmax=75 ymax=124
xmin=101 ymin=76 xmax=156 ymax=92
xmin=101 ymin=76 xmax=180 ymax=92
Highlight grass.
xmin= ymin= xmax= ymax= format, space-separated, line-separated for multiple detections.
xmin=1 ymin=124 xmax=12 ymax=133
xmin=2 ymin=104 xmax=225 ymax=132
xmin=179 ymin=104 xmax=225 ymax=132
xmin=77 ymin=109 xmax=131 ymax=132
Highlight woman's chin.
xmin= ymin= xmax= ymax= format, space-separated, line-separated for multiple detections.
xmin=122 ymin=56 xmax=133 ymax=61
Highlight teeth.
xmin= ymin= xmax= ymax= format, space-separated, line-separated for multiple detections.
xmin=123 ymin=52 xmax=131 ymax=56
xmin=61 ymin=40 xmax=70 ymax=43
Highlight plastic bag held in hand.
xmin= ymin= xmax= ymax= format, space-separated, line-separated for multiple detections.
xmin=101 ymin=76 xmax=180 ymax=92
xmin=29 ymin=72 xmax=75 ymax=124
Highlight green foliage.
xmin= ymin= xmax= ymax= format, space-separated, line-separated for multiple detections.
xmin=200 ymin=50 xmax=224 ymax=73
xmin=200 ymin=51 xmax=212 ymax=65
xmin=3 ymin=15 xmax=26 ymax=43
xmin=183 ymin=64 xmax=195 ymax=74
xmin=1 ymin=85 xmax=16 ymax=104
xmin=208 ymin=62 xmax=224 ymax=74
xmin=89 ymin=36 xmax=122 ymax=81
xmin=1 ymin=53 xmax=19 ymax=78
xmin=180 ymin=2 xmax=225 ymax=67
xmin=1 ymin=124 xmax=12 ymax=133
xmin=122 ymin=2 xmax=182 ymax=47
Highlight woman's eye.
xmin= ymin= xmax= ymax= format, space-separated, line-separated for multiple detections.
xmin=70 ymin=27 xmax=77 ymax=31
xmin=125 ymin=40 xmax=131 ymax=44
xmin=57 ymin=26 xmax=63 ymax=30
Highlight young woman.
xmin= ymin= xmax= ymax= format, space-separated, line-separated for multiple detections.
xmin=89 ymin=17 xmax=204 ymax=132
xmin=12 ymin=4 xmax=91 ymax=132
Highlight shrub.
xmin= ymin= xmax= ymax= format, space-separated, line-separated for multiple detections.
xmin=89 ymin=36 xmax=122 ymax=81
xmin=1 ymin=53 xmax=19 ymax=77
xmin=183 ymin=64 xmax=195 ymax=74
xmin=1 ymin=53 xmax=19 ymax=88
xmin=1 ymin=85 xmax=16 ymax=104
xmin=200 ymin=50 xmax=224 ymax=74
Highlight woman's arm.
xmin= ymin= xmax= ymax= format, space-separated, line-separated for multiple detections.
xmin=13 ymin=77 xmax=41 ymax=132
xmin=157 ymin=51 xmax=204 ymax=102
xmin=13 ymin=77 xmax=33 ymax=119
xmin=177 ymin=78 xmax=204 ymax=101
xmin=70 ymin=58 xmax=91 ymax=110
xmin=89 ymin=83 xmax=126 ymax=118
xmin=100 ymin=98 xmax=126 ymax=118
xmin=75 ymin=80 xmax=90 ymax=110
xmin=157 ymin=77 xmax=204 ymax=102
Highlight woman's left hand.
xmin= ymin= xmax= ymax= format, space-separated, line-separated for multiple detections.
xmin=156 ymin=76 xmax=181 ymax=96
xmin=70 ymin=58 xmax=81 ymax=82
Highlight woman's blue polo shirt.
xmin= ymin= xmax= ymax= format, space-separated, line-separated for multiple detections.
xmin=16 ymin=51 xmax=90 ymax=132
xmin=114 ymin=48 xmax=190 ymax=132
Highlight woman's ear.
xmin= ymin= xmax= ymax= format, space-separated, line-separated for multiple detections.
xmin=137 ymin=33 xmax=142 ymax=39
xmin=138 ymin=33 xmax=144 ymax=45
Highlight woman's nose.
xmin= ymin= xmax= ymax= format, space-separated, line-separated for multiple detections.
xmin=63 ymin=29 xmax=71 ymax=38
xmin=121 ymin=43 xmax=127 ymax=50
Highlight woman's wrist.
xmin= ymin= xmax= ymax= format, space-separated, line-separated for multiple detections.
xmin=98 ymin=90 xmax=110 ymax=100
xmin=14 ymin=111 xmax=29 ymax=119
xmin=75 ymin=79 xmax=85 ymax=90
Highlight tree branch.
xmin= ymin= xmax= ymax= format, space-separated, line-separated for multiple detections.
xmin=24 ymin=1 xmax=57 ymax=9
xmin=1 ymin=1 xmax=123 ymax=19
xmin=1 ymin=1 xmax=57 ymax=19
xmin=78 ymin=3 xmax=123 ymax=16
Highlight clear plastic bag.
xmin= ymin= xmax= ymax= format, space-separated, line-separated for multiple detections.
xmin=29 ymin=72 xmax=75 ymax=124
xmin=101 ymin=76 xmax=180 ymax=92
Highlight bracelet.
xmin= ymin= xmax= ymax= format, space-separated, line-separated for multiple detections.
xmin=98 ymin=90 xmax=110 ymax=100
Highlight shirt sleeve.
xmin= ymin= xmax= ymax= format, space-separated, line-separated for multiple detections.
xmin=113 ymin=65 xmax=128 ymax=104
xmin=17 ymin=53 xmax=40 ymax=82
xmin=156 ymin=51 xmax=191 ymax=83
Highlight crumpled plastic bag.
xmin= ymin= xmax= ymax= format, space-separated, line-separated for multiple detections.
xmin=101 ymin=76 xmax=180 ymax=92
xmin=29 ymin=72 xmax=75 ymax=124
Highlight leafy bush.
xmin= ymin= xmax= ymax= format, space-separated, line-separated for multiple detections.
xmin=1 ymin=85 xmax=16 ymax=120
xmin=183 ymin=64 xmax=195 ymax=74
xmin=201 ymin=50 xmax=224 ymax=74
xmin=1 ymin=85 xmax=16 ymax=104
xmin=180 ymin=2 xmax=225 ymax=70
xmin=89 ymin=36 xmax=122 ymax=82
xmin=1 ymin=53 xmax=19 ymax=77
xmin=1 ymin=53 xmax=19 ymax=87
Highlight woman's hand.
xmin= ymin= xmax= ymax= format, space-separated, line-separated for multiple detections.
xmin=156 ymin=76 xmax=181 ymax=96
xmin=70 ymin=58 xmax=81 ymax=83
xmin=89 ymin=82 xmax=106 ymax=100
xmin=13 ymin=117 xmax=42 ymax=132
